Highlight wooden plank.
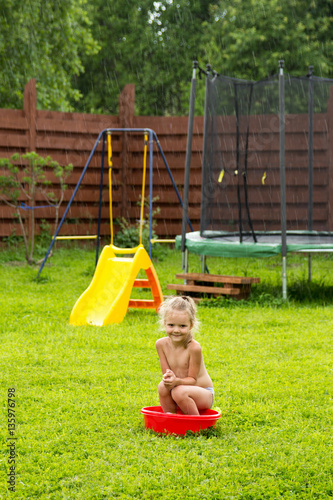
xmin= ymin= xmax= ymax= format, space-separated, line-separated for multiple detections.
xmin=202 ymin=113 xmax=328 ymax=135
xmin=35 ymin=153 xmax=121 ymax=170
xmin=133 ymin=115 xmax=204 ymax=135
xmin=128 ymin=171 xmax=188 ymax=185
xmin=0 ymin=218 xmax=187 ymax=238
xmin=208 ymin=151 xmax=329 ymax=171
xmin=0 ymin=221 xmax=111 ymax=237
xmin=206 ymin=133 xmax=328 ymax=155
xmin=36 ymin=135 xmax=123 ymax=153
xmin=202 ymin=188 xmax=328 ymax=206
xmin=0 ymin=205 xmax=115 ymax=220
xmin=0 ymin=132 xmax=29 ymax=148
xmin=203 ymin=206 xmax=329 ymax=222
xmin=206 ymin=169 xmax=329 ymax=188
xmin=153 ymin=222 xmax=189 ymax=236
xmin=129 ymin=153 xmax=202 ymax=170
xmin=63 ymin=171 xmax=112 ymax=185
xmin=0 ymin=108 xmax=25 ymax=119
xmin=0 ymin=116 xmax=28 ymax=131
xmin=166 ymin=283 xmax=240 ymax=296
xmin=175 ymin=273 xmax=260 ymax=284
xmin=37 ymin=108 xmax=119 ymax=123
xmin=37 ymin=116 xmax=120 ymax=134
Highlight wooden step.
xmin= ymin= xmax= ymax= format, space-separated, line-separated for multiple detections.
xmin=167 ymin=283 xmax=240 ymax=296
xmin=167 ymin=272 xmax=260 ymax=301
xmin=175 ymin=273 xmax=260 ymax=285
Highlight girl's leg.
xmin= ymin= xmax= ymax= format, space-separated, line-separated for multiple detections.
xmin=171 ymin=386 xmax=213 ymax=415
xmin=158 ymin=381 xmax=177 ymax=413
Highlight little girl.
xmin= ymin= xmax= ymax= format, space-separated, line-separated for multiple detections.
xmin=156 ymin=296 xmax=214 ymax=415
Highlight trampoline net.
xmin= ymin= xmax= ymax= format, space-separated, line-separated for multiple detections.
xmin=200 ymin=73 xmax=333 ymax=242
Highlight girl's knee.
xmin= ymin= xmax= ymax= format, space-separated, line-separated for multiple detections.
xmin=158 ymin=381 xmax=169 ymax=396
xmin=171 ymin=385 xmax=188 ymax=403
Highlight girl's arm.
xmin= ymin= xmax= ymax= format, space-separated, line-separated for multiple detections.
xmin=155 ymin=339 xmax=170 ymax=374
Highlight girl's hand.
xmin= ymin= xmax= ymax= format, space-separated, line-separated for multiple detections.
xmin=162 ymin=369 xmax=177 ymax=388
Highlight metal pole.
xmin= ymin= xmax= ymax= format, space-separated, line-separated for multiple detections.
xmin=149 ymin=129 xmax=153 ymax=258
xmin=200 ymin=64 xmax=211 ymax=236
xmin=308 ymin=254 xmax=312 ymax=282
xmin=201 ymin=255 xmax=206 ymax=273
xmin=153 ymin=132 xmax=193 ymax=232
xmin=184 ymin=248 xmax=189 ymax=274
xmin=181 ymin=61 xmax=198 ymax=268
xmin=308 ymin=65 xmax=314 ymax=231
xmin=95 ymin=132 xmax=106 ymax=267
xmin=279 ymin=60 xmax=287 ymax=300
xmin=37 ymin=129 xmax=105 ymax=277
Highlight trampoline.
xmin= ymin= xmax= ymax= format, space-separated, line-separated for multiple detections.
xmin=180 ymin=61 xmax=333 ymax=298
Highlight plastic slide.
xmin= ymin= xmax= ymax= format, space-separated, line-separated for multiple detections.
xmin=69 ymin=245 xmax=162 ymax=326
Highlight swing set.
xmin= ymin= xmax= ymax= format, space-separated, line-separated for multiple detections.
xmin=38 ymin=128 xmax=191 ymax=325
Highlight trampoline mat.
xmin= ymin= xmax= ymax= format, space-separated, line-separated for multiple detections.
xmin=175 ymin=231 xmax=333 ymax=258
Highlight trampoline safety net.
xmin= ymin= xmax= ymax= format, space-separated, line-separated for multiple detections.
xmin=200 ymin=72 xmax=333 ymax=244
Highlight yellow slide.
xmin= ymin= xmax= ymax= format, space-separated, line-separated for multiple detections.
xmin=69 ymin=245 xmax=162 ymax=326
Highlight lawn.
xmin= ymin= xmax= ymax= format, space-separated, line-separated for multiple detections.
xmin=1 ymin=243 xmax=333 ymax=499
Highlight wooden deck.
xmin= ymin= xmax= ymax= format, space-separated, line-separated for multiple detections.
xmin=167 ymin=273 xmax=260 ymax=301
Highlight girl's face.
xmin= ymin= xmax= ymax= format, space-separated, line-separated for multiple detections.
xmin=165 ymin=310 xmax=192 ymax=343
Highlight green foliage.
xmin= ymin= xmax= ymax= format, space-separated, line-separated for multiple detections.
xmin=74 ymin=0 xmax=218 ymax=115
xmin=203 ymin=0 xmax=333 ymax=80
xmin=1 ymin=0 xmax=332 ymax=115
xmin=2 ymin=228 xmax=23 ymax=248
xmin=34 ymin=220 xmax=53 ymax=255
xmin=113 ymin=196 xmax=168 ymax=259
xmin=0 ymin=247 xmax=333 ymax=498
xmin=0 ymin=152 xmax=73 ymax=264
xmin=0 ymin=0 xmax=99 ymax=110
xmin=68 ymin=0 xmax=333 ymax=115
xmin=113 ymin=216 xmax=168 ymax=261
xmin=113 ymin=217 xmax=149 ymax=249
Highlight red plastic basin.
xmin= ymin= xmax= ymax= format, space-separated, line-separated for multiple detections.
xmin=141 ymin=405 xmax=221 ymax=435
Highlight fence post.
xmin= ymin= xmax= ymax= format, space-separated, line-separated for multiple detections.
xmin=119 ymin=84 xmax=135 ymax=219
xmin=24 ymin=79 xmax=37 ymax=152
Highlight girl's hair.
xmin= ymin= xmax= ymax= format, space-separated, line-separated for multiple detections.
xmin=158 ymin=296 xmax=199 ymax=338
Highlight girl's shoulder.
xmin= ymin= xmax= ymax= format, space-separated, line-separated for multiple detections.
xmin=155 ymin=337 xmax=168 ymax=348
xmin=187 ymin=339 xmax=202 ymax=352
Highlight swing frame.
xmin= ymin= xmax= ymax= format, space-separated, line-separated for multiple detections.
xmin=37 ymin=128 xmax=191 ymax=277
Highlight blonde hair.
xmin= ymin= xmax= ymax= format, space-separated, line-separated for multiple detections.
xmin=158 ymin=296 xmax=199 ymax=338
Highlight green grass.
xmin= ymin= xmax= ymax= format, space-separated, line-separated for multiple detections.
xmin=1 ymin=244 xmax=333 ymax=499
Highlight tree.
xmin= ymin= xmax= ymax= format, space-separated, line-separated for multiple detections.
xmin=71 ymin=0 xmax=333 ymax=116
xmin=74 ymin=0 xmax=218 ymax=115
xmin=202 ymin=0 xmax=333 ymax=80
xmin=0 ymin=0 xmax=99 ymax=111
xmin=0 ymin=153 xmax=73 ymax=264
xmin=1 ymin=0 xmax=331 ymax=116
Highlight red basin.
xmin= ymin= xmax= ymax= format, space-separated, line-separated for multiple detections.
xmin=141 ymin=405 xmax=221 ymax=435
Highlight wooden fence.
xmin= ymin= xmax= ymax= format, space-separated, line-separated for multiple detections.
xmin=0 ymin=79 xmax=333 ymax=240
xmin=0 ymin=79 xmax=203 ymax=239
